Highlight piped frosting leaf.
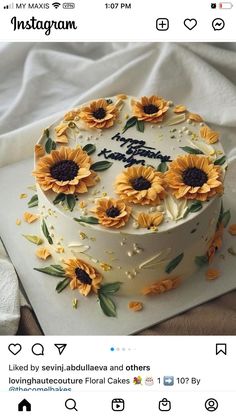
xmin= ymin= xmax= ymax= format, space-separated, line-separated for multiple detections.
xmin=165 ymin=253 xmax=184 ymax=274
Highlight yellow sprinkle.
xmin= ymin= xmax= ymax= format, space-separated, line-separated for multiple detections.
xmin=55 ymin=246 xmax=65 ymax=254
xmin=16 ymin=218 xmax=21 ymax=226
xmin=99 ymin=262 xmax=112 ymax=271
xmin=72 ymin=298 xmax=78 ymax=309
xmin=150 ymin=226 xmax=158 ymax=232
xmin=102 ymin=192 xmax=107 ymax=197
xmin=19 ymin=193 xmax=27 ymax=199
xmin=79 ymin=232 xmax=87 ymax=240
xmin=125 ymin=114 xmax=129 ymax=119
xmin=79 ymin=201 xmax=87 ymax=209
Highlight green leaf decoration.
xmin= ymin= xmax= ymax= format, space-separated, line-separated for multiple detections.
xmin=74 ymin=216 xmax=99 ymax=225
xmin=98 ymin=293 xmax=117 ymax=317
xmin=165 ymin=253 xmax=184 ymax=274
xmin=157 ymin=161 xmax=168 ymax=173
xmin=56 ymin=278 xmax=70 ymax=293
xmin=34 ymin=265 xmax=66 ymax=277
xmin=45 ymin=137 xmax=56 ymax=154
xmin=136 ymin=119 xmax=145 ymax=133
xmin=22 ymin=234 xmax=43 ymax=245
xmin=41 ymin=219 xmax=53 ymax=244
xmin=66 ymin=194 xmax=76 ymax=212
xmin=45 ymin=128 xmax=50 ymax=138
xmin=214 ymin=155 xmax=226 ymax=166
xmin=50 ymin=264 xmax=66 ymax=273
xmin=53 ymin=193 xmax=66 ymax=205
xmin=221 ymin=209 xmax=231 ymax=228
xmin=27 ymin=194 xmax=38 ymax=208
xmin=90 ymin=161 xmax=113 ymax=172
xmin=99 ymin=282 xmax=122 ymax=295
xmin=82 ymin=143 xmax=96 ymax=155
xmin=195 ymin=255 xmax=208 ymax=267
xmin=217 ymin=201 xmax=224 ymax=226
xmin=186 ymin=200 xmax=203 ymax=215
xmin=180 ymin=146 xmax=204 ymax=155
xmin=122 ymin=116 xmax=137 ymax=133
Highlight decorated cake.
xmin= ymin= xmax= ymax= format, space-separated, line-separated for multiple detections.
xmin=26 ymin=94 xmax=230 ymax=316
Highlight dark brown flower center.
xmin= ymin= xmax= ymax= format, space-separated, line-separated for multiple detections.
xmin=143 ymin=104 xmax=158 ymax=114
xmin=106 ymin=206 xmax=120 ymax=218
xmin=182 ymin=167 xmax=208 ymax=187
xmin=75 ymin=267 xmax=92 ymax=285
xmin=50 ymin=160 xmax=79 ymax=181
xmin=93 ymin=107 xmax=106 ymax=120
xmin=131 ymin=176 xmax=151 ymax=191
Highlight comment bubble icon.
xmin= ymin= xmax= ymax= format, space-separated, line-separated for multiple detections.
xmin=31 ymin=343 xmax=44 ymax=356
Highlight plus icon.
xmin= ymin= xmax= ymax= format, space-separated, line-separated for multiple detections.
xmin=156 ymin=18 xmax=169 ymax=31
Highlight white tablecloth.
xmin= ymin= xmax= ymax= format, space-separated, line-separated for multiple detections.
xmin=0 ymin=42 xmax=236 ymax=334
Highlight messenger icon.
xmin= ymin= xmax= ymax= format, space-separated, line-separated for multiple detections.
xmin=158 ymin=398 xmax=171 ymax=411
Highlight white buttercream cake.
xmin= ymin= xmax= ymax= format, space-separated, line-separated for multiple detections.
xmin=31 ymin=94 xmax=228 ymax=316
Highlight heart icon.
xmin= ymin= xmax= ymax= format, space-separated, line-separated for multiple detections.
xmin=184 ymin=18 xmax=197 ymax=30
xmin=8 ymin=343 xmax=22 ymax=355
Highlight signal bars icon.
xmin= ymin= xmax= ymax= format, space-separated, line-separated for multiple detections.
xmin=3 ymin=2 xmax=14 ymax=8
xmin=52 ymin=2 xmax=61 ymax=8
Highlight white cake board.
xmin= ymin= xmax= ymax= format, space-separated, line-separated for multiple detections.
xmin=0 ymin=158 xmax=235 ymax=335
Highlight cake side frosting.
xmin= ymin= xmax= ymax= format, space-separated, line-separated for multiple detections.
xmin=32 ymin=94 xmax=227 ymax=304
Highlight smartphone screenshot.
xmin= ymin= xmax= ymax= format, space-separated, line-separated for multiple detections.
xmin=0 ymin=0 xmax=235 ymax=417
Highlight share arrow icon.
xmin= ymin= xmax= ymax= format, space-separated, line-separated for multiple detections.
xmin=54 ymin=344 xmax=67 ymax=355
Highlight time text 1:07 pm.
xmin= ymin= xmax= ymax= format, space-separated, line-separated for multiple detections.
xmin=105 ymin=3 xmax=132 ymax=9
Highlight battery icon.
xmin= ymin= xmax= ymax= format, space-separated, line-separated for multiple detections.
xmin=219 ymin=2 xmax=233 ymax=8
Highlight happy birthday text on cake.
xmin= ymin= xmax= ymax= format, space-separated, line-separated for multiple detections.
xmin=97 ymin=132 xmax=172 ymax=168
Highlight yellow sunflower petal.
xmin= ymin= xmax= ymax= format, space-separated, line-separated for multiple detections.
xmin=35 ymin=247 xmax=52 ymax=260
xmin=205 ymin=268 xmax=220 ymax=281
xmin=228 ymin=224 xmax=236 ymax=235
xmin=23 ymin=212 xmax=39 ymax=224
xmin=128 ymin=301 xmax=143 ymax=312
xmin=174 ymin=105 xmax=187 ymax=113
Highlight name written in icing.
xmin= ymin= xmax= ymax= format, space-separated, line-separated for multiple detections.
xmin=97 ymin=132 xmax=172 ymax=168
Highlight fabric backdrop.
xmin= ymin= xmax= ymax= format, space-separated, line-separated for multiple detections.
xmin=0 ymin=42 xmax=236 ymax=335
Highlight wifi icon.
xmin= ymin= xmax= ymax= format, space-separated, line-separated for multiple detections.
xmin=52 ymin=2 xmax=61 ymax=8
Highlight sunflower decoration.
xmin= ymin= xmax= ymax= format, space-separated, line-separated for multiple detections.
xmin=64 ymin=258 xmax=103 ymax=296
xmin=131 ymin=95 xmax=169 ymax=123
xmin=92 ymin=197 xmax=132 ymax=228
xmin=79 ymin=98 xmax=120 ymax=129
xmin=115 ymin=165 xmax=165 ymax=206
xmin=33 ymin=146 xmax=98 ymax=195
xmin=164 ymin=154 xmax=223 ymax=202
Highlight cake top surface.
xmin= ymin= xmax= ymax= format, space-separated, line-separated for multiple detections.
xmin=34 ymin=94 xmax=226 ymax=235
